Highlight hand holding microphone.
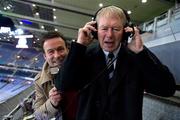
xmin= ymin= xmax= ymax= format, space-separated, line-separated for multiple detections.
xmin=49 ymin=87 xmax=62 ymax=107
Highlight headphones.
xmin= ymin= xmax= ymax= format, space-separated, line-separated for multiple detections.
xmin=91 ymin=5 xmax=134 ymax=45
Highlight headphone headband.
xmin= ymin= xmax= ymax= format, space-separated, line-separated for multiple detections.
xmin=93 ymin=5 xmax=130 ymax=26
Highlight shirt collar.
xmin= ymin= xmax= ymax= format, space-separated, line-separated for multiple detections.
xmin=103 ymin=43 xmax=121 ymax=60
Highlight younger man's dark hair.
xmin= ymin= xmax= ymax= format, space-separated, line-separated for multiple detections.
xmin=40 ymin=31 xmax=67 ymax=52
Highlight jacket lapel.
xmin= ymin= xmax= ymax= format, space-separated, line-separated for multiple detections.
xmin=93 ymin=46 xmax=109 ymax=90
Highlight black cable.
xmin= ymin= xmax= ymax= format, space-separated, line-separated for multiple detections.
xmin=79 ymin=55 xmax=118 ymax=93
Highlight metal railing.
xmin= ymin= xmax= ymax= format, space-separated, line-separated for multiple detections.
xmin=141 ymin=4 xmax=180 ymax=41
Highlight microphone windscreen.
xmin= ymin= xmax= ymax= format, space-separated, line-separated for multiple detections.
xmin=50 ymin=67 xmax=59 ymax=75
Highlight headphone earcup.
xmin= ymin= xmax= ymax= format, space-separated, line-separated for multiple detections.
xmin=122 ymin=21 xmax=134 ymax=45
xmin=122 ymin=30 xmax=128 ymax=45
xmin=91 ymin=22 xmax=98 ymax=39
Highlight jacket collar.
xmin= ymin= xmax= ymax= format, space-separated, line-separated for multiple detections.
xmin=39 ymin=61 xmax=53 ymax=85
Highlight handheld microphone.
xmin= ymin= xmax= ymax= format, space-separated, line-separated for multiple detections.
xmin=50 ymin=66 xmax=60 ymax=85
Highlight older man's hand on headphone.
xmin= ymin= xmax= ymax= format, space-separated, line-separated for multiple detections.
xmin=77 ymin=21 xmax=97 ymax=46
xmin=125 ymin=26 xmax=144 ymax=53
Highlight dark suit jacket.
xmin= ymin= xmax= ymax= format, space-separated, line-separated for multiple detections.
xmin=55 ymin=42 xmax=176 ymax=120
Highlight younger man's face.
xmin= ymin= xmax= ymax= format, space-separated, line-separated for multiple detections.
xmin=43 ymin=37 xmax=68 ymax=67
